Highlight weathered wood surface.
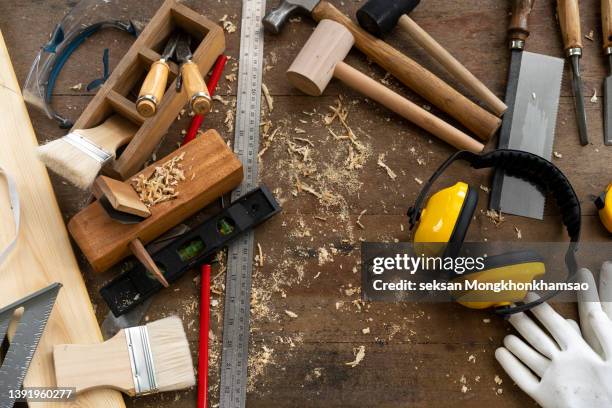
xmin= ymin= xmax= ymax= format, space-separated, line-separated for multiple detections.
xmin=0 ymin=0 xmax=608 ymax=407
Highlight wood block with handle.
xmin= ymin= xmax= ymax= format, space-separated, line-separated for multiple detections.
xmin=68 ymin=130 xmax=243 ymax=273
xmin=95 ymin=175 xmax=151 ymax=217
xmin=0 ymin=30 xmax=125 ymax=407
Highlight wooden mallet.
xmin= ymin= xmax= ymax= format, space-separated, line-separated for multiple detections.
xmin=287 ymin=19 xmax=484 ymax=153
xmin=356 ymin=0 xmax=507 ymax=117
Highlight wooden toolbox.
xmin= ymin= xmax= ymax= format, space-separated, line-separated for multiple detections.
xmin=72 ymin=0 xmax=225 ymax=180
xmin=68 ymin=130 xmax=243 ymax=273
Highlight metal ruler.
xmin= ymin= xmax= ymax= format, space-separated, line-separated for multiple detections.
xmin=220 ymin=0 xmax=266 ymax=406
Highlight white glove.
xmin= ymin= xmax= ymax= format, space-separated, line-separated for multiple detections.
xmin=495 ymin=263 xmax=612 ymax=408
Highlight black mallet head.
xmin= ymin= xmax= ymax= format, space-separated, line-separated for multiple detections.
xmin=357 ymin=0 xmax=421 ymax=37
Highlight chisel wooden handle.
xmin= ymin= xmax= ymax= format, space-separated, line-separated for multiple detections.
xmin=333 ymin=61 xmax=484 ymax=153
xmin=397 ymin=15 xmax=507 ymax=117
xmin=137 ymin=60 xmax=169 ymax=117
xmin=603 ymin=0 xmax=612 ymax=50
xmin=311 ymin=1 xmax=501 ymax=141
xmin=557 ymin=0 xmax=582 ymax=52
xmin=182 ymin=61 xmax=211 ymax=115
xmin=509 ymin=0 xmax=535 ymax=42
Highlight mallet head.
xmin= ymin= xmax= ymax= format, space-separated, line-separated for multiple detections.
xmin=286 ymin=19 xmax=354 ymax=96
xmin=263 ymin=0 xmax=320 ymax=34
xmin=357 ymin=0 xmax=421 ymax=37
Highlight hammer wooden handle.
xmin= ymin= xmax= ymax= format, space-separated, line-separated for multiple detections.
xmin=312 ymin=1 xmax=500 ymax=141
xmin=334 ymin=62 xmax=483 ymax=153
xmin=603 ymin=0 xmax=612 ymax=50
xmin=137 ymin=60 xmax=170 ymax=117
xmin=509 ymin=0 xmax=535 ymax=42
xmin=182 ymin=61 xmax=212 ymax=115
xmin=397 ymin=15 xmax=506 ymax=117
xmin=557 ymin=0 xmax=582 ymax=52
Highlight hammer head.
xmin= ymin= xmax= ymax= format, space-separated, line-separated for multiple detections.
xmin=286 ymin=20 xmax=354 ymax=96
xmin=356 ymin=0 xmax=421 ymax=37
xmin=263 ymin=0 xmax=320 ymax=34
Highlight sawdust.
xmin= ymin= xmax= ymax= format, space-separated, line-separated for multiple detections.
xmin=377 ymin=154 xmax=397 ymax=180
xmin=132 ymin=152 xmax=185 ymax=207
xmin=247 ymin=345 xmax=275 ymax=392
xmin=262 ymin=83 xmax=274 ymax=112
xmin=345 ymin=345 xmax=366 ymax=367
xmin=284 ymin=310 xmax=298 ymax=318
xmin=219 ymin=15 xmax=237 ymax=33
xmin=482 ymin=209 xmax=505 ymax=226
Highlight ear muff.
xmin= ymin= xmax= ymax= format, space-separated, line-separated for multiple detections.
xmin=450 ymin=251 xmax=545 ymax=310
xmin=413 ymin=182 xmax=477 ymax=258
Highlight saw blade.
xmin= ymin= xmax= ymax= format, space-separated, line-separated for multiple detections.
xmin=0 ymin=283 xmax=61 ymax=407
xmin=495 ymin=51 xmax=564 ymax=219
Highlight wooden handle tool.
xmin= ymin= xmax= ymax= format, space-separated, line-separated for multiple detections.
xmin=558 ymin=0 xmax=582 ymax=53
xmin=311 ymin=1 xmax=501 ymax=141
xmin=603 ymin=0 xmax=612 ymax=51
xmin=287 ymin=19 xmax=483 ymax=153
xmin=137 ymin=60 xmax=170 ymax=117
xmin=509 ymin=0 xmax=535 ymax=43
xmin=182 ymin=61 xmax=212 ymax=115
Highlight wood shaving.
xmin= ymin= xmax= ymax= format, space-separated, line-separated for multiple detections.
xmin=585 ymin=30 xmax=594 ymax=41
xmin=345 ymin=345 xmax=366 ymax=367
xmin=414 ymin=177 xmax=423 ymax=185
xmin=219 ymin=15 xmax=237 ymax=33
xmin=591 ymin=89 xmax=598 ymax=103
xmin=362 ymin=327 xmax=370 ymax=334
xmin=132 ymin=152 xmax=185 ymax=208
xmin=255 ymin=242 xmax=264 ymax=267
xmin=213 ymin=95 xmax=230 ymax=105
xmin=377 ymin=154 xmax=397 ymax=180
xmin=515 ymin=226 xmax=522 ymax=239
xmin=480 ymin=185 xmax=490 ymax=193
xmin=284 ymin=310 xmax=298 ymax=318
xmin=484 ymin=209 xmax=505 ymax=226
xmin=468 ymin=355 xmax=476 ymax=363
xmin=553 ymin=151 xmax=563 ymax=159
xmin=70 ymin=83 xmax=82 ymax=91
xmin=356 ymin=209 xmax=367 ymax=229
xmin=494 ymin=375 xmax=503 ymax=385
xmin=224 ymin=109 xmax=235 ymax=132
xmin=262 ymin=83 xmax=274 ymax=112
xmin=294 ymin=127 xmax=306 ymax=134
xmin=225 ymin=73 xmax=236 ymax=82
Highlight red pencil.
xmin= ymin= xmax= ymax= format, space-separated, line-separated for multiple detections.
xmin=198 ymin=264 xmax=211 ymax=408
xmin=183 ymin=55 xmax=228 ymax=146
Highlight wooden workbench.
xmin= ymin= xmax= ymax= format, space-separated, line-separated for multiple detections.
xmin=0 ymin=0 xmax=608 ymax=406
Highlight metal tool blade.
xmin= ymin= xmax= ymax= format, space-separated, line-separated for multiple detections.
xmin=175 ymin=32 xmax=193 ymax=63
xmin=605 ymin=56 xmax=612 ymax=145
xmin=0 ymin=283 xmax=61 ymax=407
xmin=570 ymin=55 xmax=589 ymax=146
xmin=100 ymin=224 xmax=190 ymax=339
xmin=492 ymin=51 xmax=564 ymax=219
xmin=160 ymin=32 xmax=180 ymax=60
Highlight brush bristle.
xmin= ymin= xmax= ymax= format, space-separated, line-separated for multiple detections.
xmin=147 ymin=316 xmax=195 ymax=392
xmin=37 ymin=137 xmax=102 ymax=189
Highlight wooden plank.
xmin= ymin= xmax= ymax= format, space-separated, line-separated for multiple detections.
xmin=0 ymin=30 xmax=125 ymax=408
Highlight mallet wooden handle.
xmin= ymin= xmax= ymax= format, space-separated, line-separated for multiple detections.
xmin=311 ymin=1 xmax=501 ymax=141
xmin=137 ymin=60 xmax=170 ymax=117
xmin=603 ymin=0 xmax=612 ymax=50
xmin=509 ymin=0 xmax=535 ymax=42
xmin=397 ymin=15 xmax=506 ymax=117
xmin=182 ymin=61 xmax=212 ymax=115
xmin=333 ymin=62 xmax=483 ymax=153
xmin=557 ymin=0 xmax=582 ymax=52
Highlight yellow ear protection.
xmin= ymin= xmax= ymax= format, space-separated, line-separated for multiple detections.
xmin=595 ymin=183 xmax=612 ymax=233
xmin=408 ymin=150 xmax=581 ymax=315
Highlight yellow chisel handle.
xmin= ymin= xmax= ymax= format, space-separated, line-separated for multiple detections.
xmin=181 ymin=61 xmax=211 ymax=115
xmin=136 ymin=60 xmax=170 ymax=117
xmin=603 ymin=0 xmax=612 ymax=51
xmin=557 ymin=0 xmax=583 ymax=54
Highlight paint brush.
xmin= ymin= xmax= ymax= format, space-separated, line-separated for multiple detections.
xmin=53 ymin=316 xmax=195 ymax=396
xmin=37 ymin=115 xmax=137 ymax=189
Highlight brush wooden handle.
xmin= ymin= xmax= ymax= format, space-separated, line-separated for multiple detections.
xmin=397 ymin=15 xmax=506 ymax=117
xmin=182 ymin=61 xmax=211 ymax=115
xmin=137 ymin=60 xmax=170 ymax=117
xmin=76 ymin=115 xmax=138 ymax=155
xmin=509 ymin=0 xmax=535 ymax=42
xmin=557 ymin=0 xmax=582 ymax=51
xmin=333 ymin=61 xmax=484 ymax=153
xmin=311 ymin=1 xmax=501 ymax=141
xmin=603 ymin=0 xmax=612 ymax=50
xmin=54 ymin=331 xmax=135 ymax=395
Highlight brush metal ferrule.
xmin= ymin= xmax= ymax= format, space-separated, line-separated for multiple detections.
xmin=567 ymin=47 xmax=582 ymax=58
xmin=125 ymin=325 xmax=158 ymax=395
xmin=64 ymin=133 xmax=112 ymax=164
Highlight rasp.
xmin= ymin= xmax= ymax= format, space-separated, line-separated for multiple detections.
xmin=603 ymin=0 xmax=612 ymax=145
xmin=491 ymin=0 xmax=564 ymax=219
xmin=558 ymin=0 xmax=588 ymax=145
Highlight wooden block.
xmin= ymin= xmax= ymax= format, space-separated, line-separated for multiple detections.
xmin=0 ymin=31 xmax=125 ymax=407
xmin=95 ymin=176 xmax=151 ymax=218
xmin=68 ymin=130 xmax=243 ymax=273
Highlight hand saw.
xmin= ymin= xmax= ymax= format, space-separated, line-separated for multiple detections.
xmin=490 ymin=0 xmax=564 ymax=220
xmin=0 ymin=283 xmax=61 ymax=408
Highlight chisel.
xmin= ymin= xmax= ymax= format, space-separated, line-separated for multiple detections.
xmin=558 ymin=0 xmax=588 ymax=145
xmin=603 ymin=0 xmax=612 ymax=145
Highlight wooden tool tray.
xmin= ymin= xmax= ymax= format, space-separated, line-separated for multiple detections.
xmin=68 ymin=130 xmax=243 ymax=273
xmin=72 ymin=0 xmax=225 ymax=180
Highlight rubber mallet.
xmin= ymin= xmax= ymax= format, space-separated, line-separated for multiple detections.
xmin=287 ymin=19 xmax=484 ymax=153
xmin=357 ymin=0 xmax=507 ymax=117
